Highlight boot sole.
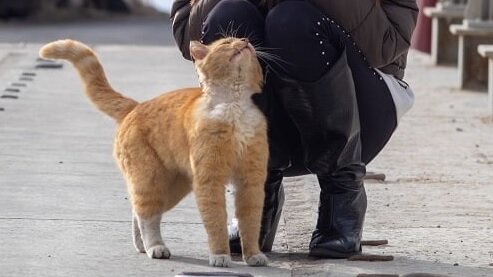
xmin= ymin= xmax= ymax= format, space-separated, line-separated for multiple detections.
xmin=308 ymin=247 xmax=361 ymax=259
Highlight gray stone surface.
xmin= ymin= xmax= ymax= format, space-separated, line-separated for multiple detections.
xmin=424 ymin=6 xmax=464 ymax=65
xmin=432 ymin=16 xmax=462 ymax=66
xmin=450 ymin=24 xmax=493 ymax=90
xmin=1 ymin=21 xmax=493 ymax=277
xmin=478 ymin=44 xmax=493 ymax=116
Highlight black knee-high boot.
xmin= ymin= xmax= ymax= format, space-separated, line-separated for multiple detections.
xmin=267 ymin=49 xmax=366 ymax=258
xmin=309 ymin=143 xmax=367 ymax=258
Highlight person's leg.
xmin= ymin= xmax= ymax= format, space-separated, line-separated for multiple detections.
xmin=265 ymin=0 xmax=397 ymax=161
xmin=264 ymin=0 xmax=396 ymax=258
xmin=200 ymin=0 xmax=265 ymax=46
xmin=342 ymin=28 xmax=398 ymax=164
xmin=272 ymin=4 xmax=396 ymax=257
xmin=265 ymin=1 xmax=341 ymax=82
xmin=303 ymin=11 xmax=397 ymax=258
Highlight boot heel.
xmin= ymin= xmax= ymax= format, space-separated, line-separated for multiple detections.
xmin=261 ymin=210 xmax=280 ymax=252
xmin=261 ymin=186 xmax=285 ymax=252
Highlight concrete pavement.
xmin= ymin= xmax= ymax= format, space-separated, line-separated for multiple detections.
xmin=0 ymin=16 xmax=175 ymax=46
xmin=0 ymin=26 xmax=492 ymax=277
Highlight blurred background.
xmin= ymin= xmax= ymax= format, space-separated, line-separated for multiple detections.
xmin=0 ymin=0 xmax=175 ymax=46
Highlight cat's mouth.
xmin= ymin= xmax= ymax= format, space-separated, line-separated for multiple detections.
xmin=230 ymin=44 xmax=254 ymax=61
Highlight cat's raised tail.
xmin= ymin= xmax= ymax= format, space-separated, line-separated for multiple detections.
xmin=39 ymin=39 xmax=138 ymax=123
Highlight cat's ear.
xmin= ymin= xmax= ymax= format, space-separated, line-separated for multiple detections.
xmin=190 ymin=41 xmax=209 ymax=61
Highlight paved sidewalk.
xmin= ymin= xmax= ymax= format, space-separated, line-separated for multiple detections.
xmin=0 ymin=16 xmax=175 ymax=46
xmin=0 ymin=42 xmax=492 ymax=277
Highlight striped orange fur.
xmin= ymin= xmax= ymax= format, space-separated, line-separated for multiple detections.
xmin=39 ymin=38 xmax=269 ymax=267
xmin=40 ymin=40 xmax=137 ymax=122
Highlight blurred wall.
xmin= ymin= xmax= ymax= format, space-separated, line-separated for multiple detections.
xmin=0 ymin=0 xmax=135 ymax=19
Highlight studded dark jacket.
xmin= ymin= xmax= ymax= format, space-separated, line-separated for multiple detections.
xmin=170 ymin=0 xmax=418 ymax=79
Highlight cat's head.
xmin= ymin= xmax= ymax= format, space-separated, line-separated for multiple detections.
xmin=190 ymin=37 xmax=263 ymax=93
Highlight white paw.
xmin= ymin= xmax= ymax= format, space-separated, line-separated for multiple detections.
xmin=245 ymin=252 xmax=269 ymax=266
xmin=209 ymin=254 xmax=232 ymax=267
xmin=146 ymin=245 xmax=171 ymax=259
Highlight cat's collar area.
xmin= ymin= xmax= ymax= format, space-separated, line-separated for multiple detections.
xmin=201 ymin=82 xmax=257 ymax=102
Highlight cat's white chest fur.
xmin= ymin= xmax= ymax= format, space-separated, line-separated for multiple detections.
xmin=197 ymin=86 xmax=265 ymax=149
xmin=210 ymin=100 xmax=263 ymax=140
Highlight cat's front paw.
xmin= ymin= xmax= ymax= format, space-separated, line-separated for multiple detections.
xmin=244 ymin=252 xmax=268 ymax=266
xmin=146 ymin=245 xmax=171 ymax=259
xmin=209 ymin=254 xmax=232 ymax=267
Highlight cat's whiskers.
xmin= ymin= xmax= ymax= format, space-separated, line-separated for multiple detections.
xmin=251 ymin=44 xmax=291 ymax=71
xmin=217 ymin=25 xmax=230 ymax=39
xmin=243 ymin=29 xmax=261 ymax=45
xmin=255 ymin=50 xmax=291 ymax=73
xmin=217 ymin=22 xmax=243 ymax=39
xmin=232 ymin=24 xmax=242 ymax=38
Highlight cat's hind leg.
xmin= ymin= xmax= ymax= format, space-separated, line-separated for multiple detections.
xmin=117 ymin=140 xmax=175 ymax=259
xmin=134 ymin=173 xmax=192 ymax=259
xmin=135 ymin=213 xmax=171 ymax=259
xmin=132 ymin=213 xmax=145 ymax=253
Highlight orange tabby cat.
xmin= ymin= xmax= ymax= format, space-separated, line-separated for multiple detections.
xmin=39 ymin=38 xmax=268 ymax=267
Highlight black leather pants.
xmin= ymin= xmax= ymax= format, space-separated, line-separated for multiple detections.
xmin=201 ymin=0 xmax=397 ymax=164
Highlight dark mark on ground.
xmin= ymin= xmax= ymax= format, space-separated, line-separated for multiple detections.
xmin=10 ymin=82 xmax=27 ymax=87
xmin=35 ymin=62 xmax=64 ymax=69
xmin=19 ymin=77 xmax=33 ymax=81
xmin=37 ymin=57 xmax=55 ymax=62
xmin=22 ymin=72 xmax=36 ymax=77
xmin=348 ymin=254 xmax=394 ymax=262
xmin=362 ymin=240 xmax=389 ymax=246
xmin=402 ymin=273 xmax=448 ymax=277
xmin=357 ymin=273 xmax=450 ymax=277
xmin=1 ymin=95 xmax=18 ymax=99
xmin=357 ymin=273 xmax=399 ymax=277
xmin=5 ymin=88 xmax=20 ymax=93
xmin=365 ymin=172 xmax=386 ymax=181
xmin=177 ymin=272 xmax=254 ymax=277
